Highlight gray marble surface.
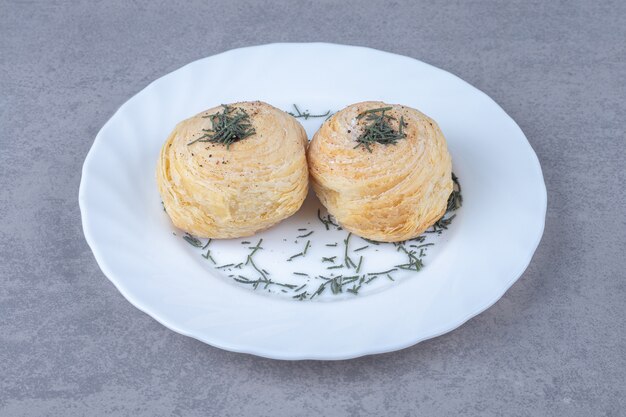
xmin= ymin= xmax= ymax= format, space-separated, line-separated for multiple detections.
xmin=1 ymin=1 xmax=625 ymax=416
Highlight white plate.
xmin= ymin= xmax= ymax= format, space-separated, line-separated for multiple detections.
xmin=79 ymin=43 xmax=546 ymax=360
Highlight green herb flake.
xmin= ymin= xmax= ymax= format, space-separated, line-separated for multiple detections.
xmin=354 ymin=107 xmax=407 ymax=152
xmin=188 ymin=104 xmax=256 ymax=149
xmin=287 ymin=104 xmax=331 ymax=120
xmin=183 ymin=233 xmax=203 ymax=248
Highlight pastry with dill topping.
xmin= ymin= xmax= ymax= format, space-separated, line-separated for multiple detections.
xmin=307 ymin=101 xmax=453 ymax=242
xmin=157 ymin=101 xmax=309 ymax=238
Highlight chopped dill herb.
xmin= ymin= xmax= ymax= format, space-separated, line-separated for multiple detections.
xmin=330 ymin=276 xmax=343 ymax=294
xmin=367 ymin=268 xmax=398 ymax=276
xmin=321 ymin=256 xmax=336 ymax=263
xmin=342 ymin=276 xmax=359 ymax=285
xmin=287 ymin=252 xmax=304 ymax=261
xmin=447 ymin=173 xmax=463 ymax=212
xmin=325 ymin=243 xmax=338 ymax=247
xmin=427 ymin=214 xmax=457 ymax=234
xmin=395 ymin=262 xmax=423 ymax=271
xmin=395 ymin=244 xmax=424 ymax=271
xmin=343 ymin=275 xmax=360 ymax=281
xmin=183 ymin=233 xmax=203 ymax=247
xmin=287 ymin=104 xmax=331 ymax=120
xmin=293 ymin=272 xmax=309 ymax=276
xmin=361 ymin=238 xmax=381 ymax=245
xmin=410 ymin=243 xmax=435 ymax=249
xmin=247 ymin=254 xmax=267 ymax=279
xmin=202 ymin=239 xmax=212 ymax=250
xmin=202 ymin=249 xmax=216 ymax=264
xmin=310 ymin=282 xmax=328 ymax=299
xmin=365 ymin=275 xmax=379 ymax=284
xmin=297 ymin=231 xmax=314 ymax=238
xmin=354 ymin=245 xmax=369 ymax=252
xmin=347 ymin=286 xmax=360 ymax=295
xmin=188 ymin=104 xmax=256 ymax=148
xmin=327 ymin=265 xmax=344 ymax=270
xmin=354 ymin=107 xmax=407 ymax=152
xmin=234 ymin=275 xmax=297 ymax=290
xmin=317 ymin=209 xmax=338 ymax=230
xmin=343 ymin=233 xmax=356 ymax=268
xmin=355 ymin=256 xmax=363 ymax=273
xmin=293 ymin=292 xmax=309 ymax=300
xmin=247 ymin=239 xmax=264 ymax=258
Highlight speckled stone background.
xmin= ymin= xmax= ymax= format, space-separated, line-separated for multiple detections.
xmin=1 ymin=0 xmax=625 ymax=416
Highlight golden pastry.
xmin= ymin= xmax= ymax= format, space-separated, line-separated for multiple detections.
xmin=307 ymin=101 xmax=452 ymax=242
xmin=157 ymin=101 xmax=308 ymax=238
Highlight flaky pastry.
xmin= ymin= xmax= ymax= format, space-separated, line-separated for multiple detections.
xmin=307 ymin=101 xmax=453 ymax=242
xmin=157 ymin=101 xmax=308 ymax=238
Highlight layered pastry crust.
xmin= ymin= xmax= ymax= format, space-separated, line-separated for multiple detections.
xmin=157 ymin=101 xmax=308 ymax=238
xmin=307 ymin=101 xmax=452 ymax=242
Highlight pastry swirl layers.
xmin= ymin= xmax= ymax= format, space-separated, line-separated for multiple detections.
xmin=307 ymin=101 xmax=452 ymax=242
xmin=157 ymin=101 xmax=308 ymax=238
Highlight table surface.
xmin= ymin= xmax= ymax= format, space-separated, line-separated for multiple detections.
xmin=1 ymin=1 xmax=625 ymax=416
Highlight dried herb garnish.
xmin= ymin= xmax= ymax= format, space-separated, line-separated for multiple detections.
xmin=287 ymin=104 xmax=331 ymax=120
xmin=317 ymin=209 xmax=338 ymax=230
xmin=428 ymin=214 xmax=457 ymax=234
xmin=447 ymin=173 xmax=463 ymax=212
xmin=234 ymin=275 xmax=297 ymax=290
xmin=202 ymin=249 xmax=216 ymax=264
xmin=394 ymin=244 xmax=424 ymax=271
xmin=287 ymin=252 xmax=304 ymax=262
xmin=367 ymin=268 xmax=398 ymax=276
xmin=426 ymin=173 xmax=462 ymax=234
xmin=355 ymin=256 xmax=363 ymax=273
xmin=293 ymin=292 xmax=309 ymax=300
xmin=183 ymin=233 xmax=203 ymax=247
xmin=343 ymin=233 xmax=357 ymax=268
xmin=354 ymin=107 xmax=407 ymax=152
xmin=188 ymin=104 xmax=256 ymax=148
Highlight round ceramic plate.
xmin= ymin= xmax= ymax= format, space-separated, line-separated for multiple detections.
xmin=79 ymin=43 xmax=546 ymax=360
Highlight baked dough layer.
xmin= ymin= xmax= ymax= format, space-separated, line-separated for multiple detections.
xmin=157 ymin=101 xmax=308 ymax=238
xmin=307 ymin=101 xmax=452 ymax=242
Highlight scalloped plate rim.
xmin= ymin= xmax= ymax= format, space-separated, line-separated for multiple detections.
xmin=79 ymin=42 xmax=547 ymax=360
